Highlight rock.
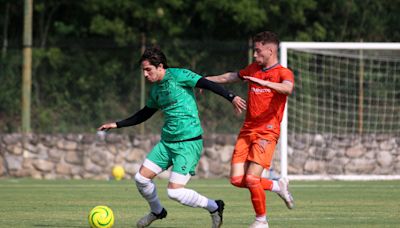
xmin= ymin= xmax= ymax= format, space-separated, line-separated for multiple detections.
xmin=57 ymin=140 xmax=78 ymax=150
xmin=304 ymin=160 xmax=325 ymax=174
xmin=289 ymin=151 xmax=307 ymax=170
xmin=344 ymin=158 xmax=375 ymax=174
xmin=372 ymin=166 xmax=393 ymax=175
xmin=197 ymin=157 xmax=209 ymax=178
xmin=48 ymin=148 xmax=62 ymax=162
xmin=84 ymin=159 xmax=103 ymax=174
xmin=5 ymin=154 xmax=23 ymax=171
xmin=204 ymin=147 xmax=218 ymax=160
xmin=376 ymin=151 xmax=393 ymax=167
xmin=65 ymin=151 xmax=83 ymax=165
xmin=107 ymin=145 xmax=118 ymax=155
xmin=219 ymin=145 xmax=234 ymax=163
xmin=326 ymin=148 xmax=345 ymax=160
xmin=380 ymin=139 xmax=396 ymax=151
xmin=105 ymin=134 xmax=125 ymax=144
xmin=326 ymin=157 xmax=349 ymax=174
xmin=56 ymin=163 xmax=72 ymax=175
xmin=126 ymin=148 xmax=145 ymax=162
xmin=124 ymin=163 xmax=141 ymax=175
xmin=208 ymin=159 xmax=223 ymax=175
xmin=33 ymin=159 xmax=54 ymax=172
xmin=314 ymin=134 xmax=325 ymax=147
xmin=2 ymin=134 xmax=22 ymax=145
xmin=345 ymin=144 xmax=365 ymax=158
xmin=90 ymin=150 xmax=110 ymax=167
xmin=215 ymin=134 xmax=236 ymax=146
xmin=0 ymin=156 xmax=5 ymax=175
xmin=82 ymin=134 xmax=96 ymax=144
xmin=23 ymin=143 xmax=37 ymax=153
xmin=7 ymin=143 xmax=23 ymax=155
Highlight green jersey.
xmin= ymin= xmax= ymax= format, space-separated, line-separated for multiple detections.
xmin=146 ymin=68 xmax=203 ymax=141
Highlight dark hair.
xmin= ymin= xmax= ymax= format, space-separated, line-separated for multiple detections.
xmin=253 ymin=31 xmax=279 ymax=46
xmin=139 ymin=46 xmax=169 ymax=68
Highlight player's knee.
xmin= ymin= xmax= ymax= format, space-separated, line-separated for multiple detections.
xmin=167 ymin=188 xmax=183 ymax=202
xmin=230 ymin=175 xmax=245 ymax=188
xmin=245 ymin=174 xmax=260 ymax=188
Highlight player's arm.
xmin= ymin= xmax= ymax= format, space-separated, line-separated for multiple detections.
xmin=206 ymin=72 xmax=241 ymax=84
xmin=243 ymin=76 xmax=294 ymax=95
xmin=97 ymin=106 xmax=158 ymax=131
xmin=196 ymin=77 xmax=246 ymax=114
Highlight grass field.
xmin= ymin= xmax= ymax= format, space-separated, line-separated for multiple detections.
xmin=0 ymin=178 xmax=399 ymax=228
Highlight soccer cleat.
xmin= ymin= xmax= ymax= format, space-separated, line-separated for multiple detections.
xmin=249 ymin=220 xmax=269 ymax=228
xmin=210 ymin=200 xmax=225 ymax=228
xmin=276 ymin=177 xmax=295 ymax=209
xmin=136 ymin=208 xmax=167 ymax=228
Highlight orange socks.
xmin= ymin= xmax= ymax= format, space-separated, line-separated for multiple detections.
xmin=230 ymin=175 xmax=275 ymax=216
xmin=245 ymin=174 xmax=266 ymax=217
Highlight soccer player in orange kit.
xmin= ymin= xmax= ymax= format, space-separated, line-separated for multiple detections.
xmin=206 ymin=31 xmax=294 ymax=228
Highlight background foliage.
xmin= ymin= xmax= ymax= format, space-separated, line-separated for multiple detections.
xmin=0 ymin=0 xmax=399 ymax=133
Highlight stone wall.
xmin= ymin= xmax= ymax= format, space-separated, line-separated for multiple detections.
xmin=287 ymin=134 xmax=400 ymax=175
xmin=0 ymin=133 xmax=399 ymax=180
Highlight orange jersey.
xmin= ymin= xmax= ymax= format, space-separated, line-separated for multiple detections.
xmin=238 ymin=63 xmax=294 ymax=138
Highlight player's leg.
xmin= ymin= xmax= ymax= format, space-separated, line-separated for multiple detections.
xmin=230 ymin=134 xmax=276 ymax=190
xmin=230 ymin=133 xmax=251 ymax=188
xmin=245 ymin=162 xmax=268 ymax=227
xmin=245 ymin=137 xmax=279 ymax=227
xmin=166 ymin=140 xmax=224 ymax=228
xmin=251 ymin=137 xmax=294 ymax=211
xmin=136 ymin=142 xmax=171 ymax=228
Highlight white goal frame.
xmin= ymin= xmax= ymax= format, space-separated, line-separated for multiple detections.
xmin=279 ymin=42 xmax=400 ymax=180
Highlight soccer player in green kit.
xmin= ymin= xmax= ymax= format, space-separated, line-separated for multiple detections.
xmin=98 ymin=47 xmax=246 ymax=228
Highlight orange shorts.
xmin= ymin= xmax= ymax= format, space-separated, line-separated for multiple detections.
xmin=231 ymin=132 xmax=278 ymax=169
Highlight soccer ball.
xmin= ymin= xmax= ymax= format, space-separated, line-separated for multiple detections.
xmin=112 ymin=165 xmax=125 ymax=180
xmin=88 ymin=205 xmax=114 ymax=228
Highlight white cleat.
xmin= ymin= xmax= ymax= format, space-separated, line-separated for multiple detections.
xmin=136 ymin=208 xmax=167 ymax=228
xmin=277 ymin=177 xmax=295 ymax=209
xmin=249 ymin=220 xmax=269 ymax=228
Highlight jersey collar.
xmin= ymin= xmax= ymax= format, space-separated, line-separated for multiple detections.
xmin=261 ymin=63 xmax=280 ymax=72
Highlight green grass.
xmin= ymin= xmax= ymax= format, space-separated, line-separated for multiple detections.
xmin=0 ymin=179 xmax=399 ymax=227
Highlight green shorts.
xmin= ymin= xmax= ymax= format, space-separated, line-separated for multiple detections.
xmin=147 ymin=139 xmax=203 ymax=176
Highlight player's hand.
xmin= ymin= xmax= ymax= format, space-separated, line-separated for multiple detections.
xmin=243 ymin=76 xmax=267 ymax=86
xmin=232 ymin=96 xmax=246 ymax=114
xmin=97 ymin=122 xmax=117 ymax=131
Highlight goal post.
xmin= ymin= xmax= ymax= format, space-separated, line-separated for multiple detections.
xmin=279 ymin=42 xmax=400 ymax=180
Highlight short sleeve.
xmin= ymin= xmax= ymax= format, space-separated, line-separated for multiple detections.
xmin=238 ymin=63 xmax=259 ymax=79
xmin=280 ymin=68 xmax=294 ymax=84
xmin=169 ymin=68 xmax=202 ymax=87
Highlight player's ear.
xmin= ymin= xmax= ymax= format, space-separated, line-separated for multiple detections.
xmin=158 ymin=63 xmax=164 ymax=69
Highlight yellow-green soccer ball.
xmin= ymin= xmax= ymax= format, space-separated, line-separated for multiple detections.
xmin=88 ymin=206 xmax=114 ymax=228
xmin=112 ymin=165 xmax=125 ymax=181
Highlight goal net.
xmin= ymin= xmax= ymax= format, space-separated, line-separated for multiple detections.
xmin=277 ymin=42 xmax=400 ymax=180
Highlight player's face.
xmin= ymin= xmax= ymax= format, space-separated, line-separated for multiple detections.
xmin=253 ymin=42 xmax=274 ymax=66
xmin=141 ymin=60 xmax=164 ymax=82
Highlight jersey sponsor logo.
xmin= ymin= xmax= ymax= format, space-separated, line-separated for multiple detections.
xmin=251 ymin=87 xmax=272 ymax=93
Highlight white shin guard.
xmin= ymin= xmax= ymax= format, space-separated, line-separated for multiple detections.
xmin=167 ymin=188 xmax=208 ymax=208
